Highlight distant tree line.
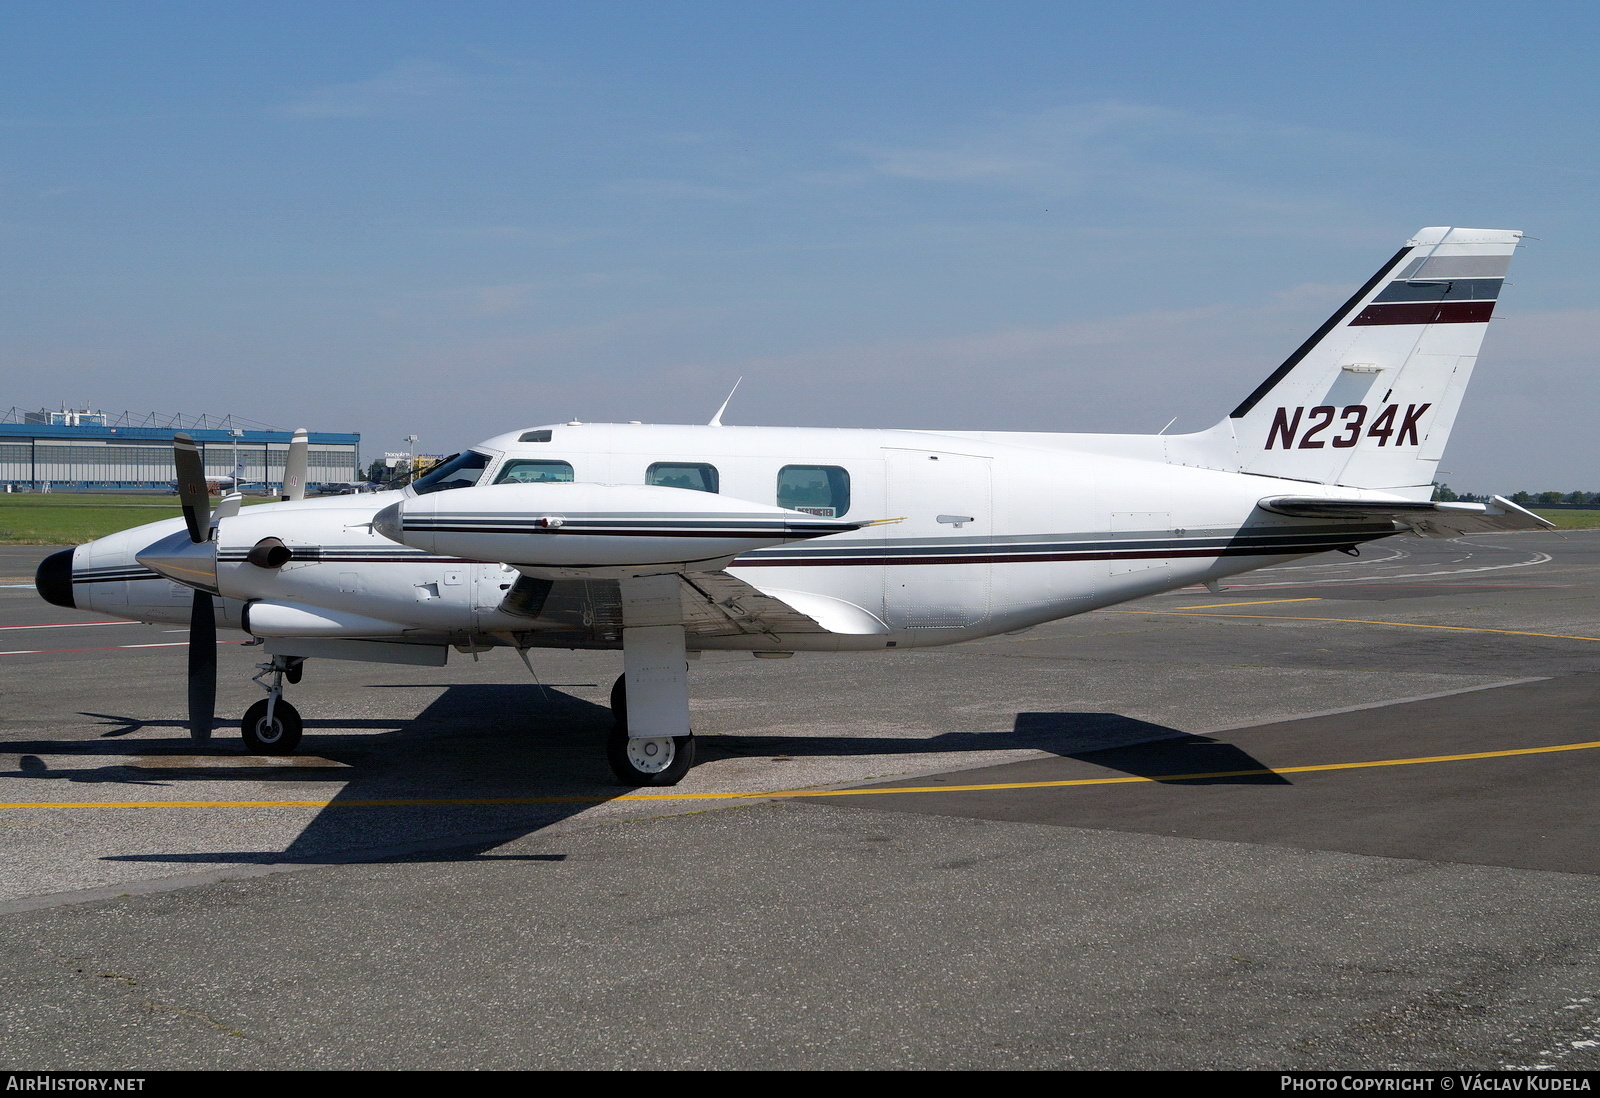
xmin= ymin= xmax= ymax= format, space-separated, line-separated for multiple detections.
xmin=1433 ymin=484 xmax=1600 ymax=507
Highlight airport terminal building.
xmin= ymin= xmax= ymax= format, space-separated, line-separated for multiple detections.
xmin=0 ymin=408 xmax=360 ymax=490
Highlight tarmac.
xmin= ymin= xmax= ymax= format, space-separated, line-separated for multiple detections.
xmin=1 ymin=533 xmax=1598 ymax=1070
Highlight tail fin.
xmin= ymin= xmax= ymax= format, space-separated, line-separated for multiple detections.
xmin=1171 ymin=227 xmax=1520 ymax=496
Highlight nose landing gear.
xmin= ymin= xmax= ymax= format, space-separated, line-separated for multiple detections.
xmin=243 ymin=655 xmax=304 ymax=755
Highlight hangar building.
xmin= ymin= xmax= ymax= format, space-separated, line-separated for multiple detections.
xmin=0 ymin=408 xmax=360 ymax=490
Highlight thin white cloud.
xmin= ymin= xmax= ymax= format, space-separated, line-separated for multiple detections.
xmin=855 ymin=102 xmax=1386 ymax=187
xmin=841 ymin=102 xmax=1400 ymax=238
xmin=284 ymin=61 xmax=493 ymax=119
xmin=854 ymin=102 xmax=1155 ymax=185
xmin=373 ymin=271 xmax=650 ymax=321
xmin=727 ymin=281 xmax=1349 ymax=383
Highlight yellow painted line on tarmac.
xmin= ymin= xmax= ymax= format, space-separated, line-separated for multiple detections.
xmin=4 ymin=739 xmax=1599 ymax=810
xmin=1096 ymin=609 xmax=1600 ymax=643
xmin=1171 ymin=598 xmax=1323 ymax=610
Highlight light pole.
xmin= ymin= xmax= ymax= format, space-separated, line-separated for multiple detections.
xmin=229 ymin=429 xmax=244 ymax=494
xmin=404 ymin=435 xmax=419 ymax=486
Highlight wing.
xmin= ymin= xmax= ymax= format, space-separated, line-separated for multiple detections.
xmin=1259 ymin=494 xmax=1555 ymax=537
xmin=370 ymin=479 xmax=893 ymax=645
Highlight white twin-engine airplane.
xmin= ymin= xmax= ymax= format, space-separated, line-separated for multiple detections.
xmin=35 ymin=227 xmax=1552 ymax=785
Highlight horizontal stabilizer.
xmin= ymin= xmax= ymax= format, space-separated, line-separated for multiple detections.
xmin=1259 ymin=494 xmax=1555 ymax=538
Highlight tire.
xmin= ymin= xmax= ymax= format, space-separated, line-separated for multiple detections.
xmin=241 ymin=699 xmax=303 ymax=755
xmin=284 ymin=658 xmax=304 ymax=685
xmin=607 ymin=729 xmax=695 ymax=786
xmin=609 ymin=673 xmax=627 ymax=730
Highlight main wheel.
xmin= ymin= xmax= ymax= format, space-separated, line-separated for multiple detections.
xmin=607 ymin=729 xmax=695 ymax=786
xmin=241 ymin=698 xmax=302 ymax=755
xmin=609 ymin=673 xmax=627 ymax=730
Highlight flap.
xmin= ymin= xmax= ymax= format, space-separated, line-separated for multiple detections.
xmin=678 ymin=571 xmax=889 ymax=636
xmin=501 ymin=569 xmax=888 ymax=643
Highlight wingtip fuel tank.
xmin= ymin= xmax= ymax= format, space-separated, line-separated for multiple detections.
xmin=374 ymin=482 xmax=862 ymax=569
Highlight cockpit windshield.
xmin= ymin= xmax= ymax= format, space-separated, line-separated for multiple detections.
xmin=410 ymin=450 xmax=491 ymax=495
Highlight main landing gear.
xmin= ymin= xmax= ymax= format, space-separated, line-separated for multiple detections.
xmin=607 ymin=674 xmax=695 ymax=786
xmin=607 ymin=575 xmax=696 ymax=787
xmin=243 ymin=654 xmax=304 ymax=755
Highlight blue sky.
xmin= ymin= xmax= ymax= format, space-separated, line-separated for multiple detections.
xmin=2 ymin=2 xmax=1597 ymax=490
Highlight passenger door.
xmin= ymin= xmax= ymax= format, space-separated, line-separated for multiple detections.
xmin=882 ymin=449 xmax=993 ymax=629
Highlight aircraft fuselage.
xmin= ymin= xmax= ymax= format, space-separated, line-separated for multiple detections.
xmin=63 ymin=421 xmax=1396 ymax=653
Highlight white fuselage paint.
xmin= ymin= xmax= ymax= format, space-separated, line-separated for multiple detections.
xmin=70 ymin=422 xmax=1404 ymax=653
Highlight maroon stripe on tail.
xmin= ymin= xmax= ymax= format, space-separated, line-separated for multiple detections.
xmin=1348 ymin=300 xmax=1495 ymax=326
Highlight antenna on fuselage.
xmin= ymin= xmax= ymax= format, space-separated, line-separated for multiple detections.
xmin=708 ymin=377 xmax=743 ymax=427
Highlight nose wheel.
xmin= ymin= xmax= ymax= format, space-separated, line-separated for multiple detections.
xmin=242 ymin=697 xmax=302 ymax=754
xmin=243 ymin=654 xmax=304 ymax=755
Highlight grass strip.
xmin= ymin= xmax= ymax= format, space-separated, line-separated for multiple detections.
xmin=0 ymin=494 xmax=267 ymax=544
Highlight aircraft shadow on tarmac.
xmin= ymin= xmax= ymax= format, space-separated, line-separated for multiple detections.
xmin=717 ymin=711 xmax=1287 ymax=787
xmin=3 ymin=683 xmax=1283 ymax=866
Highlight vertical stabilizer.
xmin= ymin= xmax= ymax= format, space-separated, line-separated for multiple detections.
xmin=1169 ymin=227 xmax=1520 ymax=496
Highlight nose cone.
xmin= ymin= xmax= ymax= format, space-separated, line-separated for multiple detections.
xmin=372 ymin=502 xmax=407 ymax=545
xmin=34 ymin=549 xmax=75 ymax=608
xmin=135 ymin=530 xmax=219 ymax=592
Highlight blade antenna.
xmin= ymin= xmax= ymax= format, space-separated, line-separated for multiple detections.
xmin=708 ymin=377 xmax=743 ymax=427
xmin=514 ymin=646 xmax=552 ymax=703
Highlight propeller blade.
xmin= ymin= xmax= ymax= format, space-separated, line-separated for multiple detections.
xmin=173 ymin=432 xmax=211 ymax=544
xmin=281 ymin=428 xmax=309 ymax=501
xmin=187 ymin=589 xmax=216 ymax=741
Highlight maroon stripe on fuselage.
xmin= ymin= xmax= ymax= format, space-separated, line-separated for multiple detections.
xmin=734 ymin=541 xmax=1370 ymax=566
xmin=1348 ymin=300 xmax=1495 ymax=326
xmin=401 ymin=526 xmax=834 ymax=538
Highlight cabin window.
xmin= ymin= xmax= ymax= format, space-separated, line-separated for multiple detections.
xmin=647 ymin=462 xmax=719 ymax=494
xmin=777 ymin=465 xmax=850 ymax=517
xmin=494 ymin=459 xmax=575 ymax=484
xmin=411 ymin=451 xmax=490 ymax=495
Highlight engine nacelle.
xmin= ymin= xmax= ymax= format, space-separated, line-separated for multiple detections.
xmin=242 ymin=601 xmax=410 ymax=637
xmin=373 ymin=482 xmax=861 ymax=569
